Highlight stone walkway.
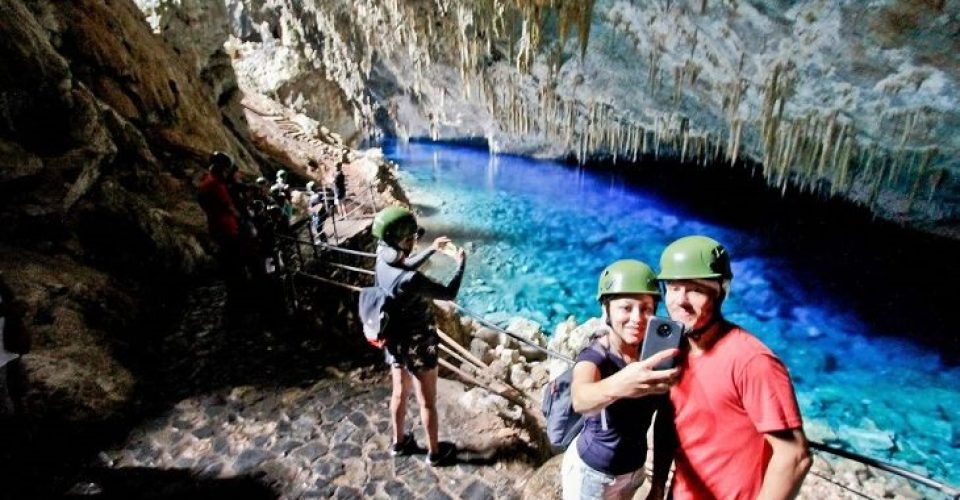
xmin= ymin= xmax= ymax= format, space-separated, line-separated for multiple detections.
xmin=87 ymin=284 xmax=540 ymax=499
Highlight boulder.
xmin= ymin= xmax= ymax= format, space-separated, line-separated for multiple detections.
xmin=548 ymin=317 xmax=606 ymax=360
xmin=803 ymin=419 xmax=841 ymax=444
xmin=837 ymin=425 xmax=896 ymax=453
xmin=498 ymin=347 xmax=520 ymax=365
xmin=521 ymin=454 xmax=562 ymax=500
xmin=473 ymin=326 xmax=500 ymax=347
xmin=502 ymin=317 xmax=549 ymax=361
xmin=469 ymin=337 xmax=494 ymax=365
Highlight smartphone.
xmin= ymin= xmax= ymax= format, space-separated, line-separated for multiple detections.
xmin=640 ymin=316 xmax=686 ymax=370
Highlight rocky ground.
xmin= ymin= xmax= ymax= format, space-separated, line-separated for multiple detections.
xmin=0 ymin=282 xmax=542 ymax=499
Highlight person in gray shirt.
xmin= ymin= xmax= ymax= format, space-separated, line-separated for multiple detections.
xmin=371 ymin=207 xmax=466 ymax=466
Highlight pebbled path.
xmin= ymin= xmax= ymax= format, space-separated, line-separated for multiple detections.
xmin=92 ymin=284 xmax=539 ymax=499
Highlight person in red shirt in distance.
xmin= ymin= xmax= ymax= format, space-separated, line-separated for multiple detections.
xmin=198 ymin=151 xmax=245 ymax=295
xmin=658 ymin=236 xmax=811 ymax=500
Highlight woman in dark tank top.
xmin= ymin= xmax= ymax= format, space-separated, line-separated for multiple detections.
xmin=561 ymin=260 xmax=680 ymax=500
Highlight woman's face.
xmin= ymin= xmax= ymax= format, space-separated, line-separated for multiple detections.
xmin=606 ymin=295 xmax=657 ymax=346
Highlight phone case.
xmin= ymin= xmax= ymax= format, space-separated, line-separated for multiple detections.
xmin=640 ymin=316 xmax=685 ymax=370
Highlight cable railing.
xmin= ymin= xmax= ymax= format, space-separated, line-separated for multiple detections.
xmin=272 ymin=230 xmax=960 ymax=499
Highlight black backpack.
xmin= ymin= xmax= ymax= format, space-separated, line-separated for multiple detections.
xmin=541 ymin=341 xmax=608 ymax=450
xmin=358 ymin=267 xmax=409 ymax=348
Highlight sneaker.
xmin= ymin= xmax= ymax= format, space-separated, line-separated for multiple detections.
xmin=425 ymin=443 xmax=455 ymax=466
xmin=390 ymin=433 xmax=417 ymax=457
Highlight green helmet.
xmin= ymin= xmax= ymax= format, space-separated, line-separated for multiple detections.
xmin=276 ymin=169 xmax=287 ymax=180
xmin=596 ymin=259 xmax=660 ymax=301
xmin=372 ymin=206 xmax=418 ymax=246
xmin=658 ymin=235 xmax=733 ymax=281
xmin=305 ymin=181 xmax=316 ymax=192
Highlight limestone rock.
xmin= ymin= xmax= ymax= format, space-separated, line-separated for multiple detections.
xmin=521 ymin=453 xmax=562 ymax=500
xmin=548 ymin=317 xmax=606 ymax=360
xmin=838 ymin=425 xmax=897 ymax=453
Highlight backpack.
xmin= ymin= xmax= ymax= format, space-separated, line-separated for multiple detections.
xmin=358 ymin=267 xmax=409 ymax=348
xmin=541 ymin=341 xmax=607 ymax=450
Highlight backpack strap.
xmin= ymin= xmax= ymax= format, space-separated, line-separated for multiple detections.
xmin=584 ymin=335 xmax=611 ymax=431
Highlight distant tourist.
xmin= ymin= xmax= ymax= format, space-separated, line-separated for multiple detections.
xmin=561 ymin=260 xmax=680 ymax=500
xmin=305 ymin=181 xmax=327 ymax=243
xmin=658 ymin=236 xmax=811 ymax=499
xmin=333 ymin=160 xmax=347 ymax=220
xmin=372 ymin=207 xmax=466 ymax=466
xmin=273 ymin=169 xmax=290 ymax=197
xmin=198 ymin=151 xmax=246 ymax=291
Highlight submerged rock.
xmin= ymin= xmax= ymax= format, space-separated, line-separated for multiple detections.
xmin=838 ymin=425 xmax=897 ymax=454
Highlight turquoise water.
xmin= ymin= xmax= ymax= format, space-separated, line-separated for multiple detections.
xmin=381 ymin=139 xmax=960 ymax=487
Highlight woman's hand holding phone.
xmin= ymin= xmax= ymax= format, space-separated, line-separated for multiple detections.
xmin=611 ymin=349 xmax=680 ymax=398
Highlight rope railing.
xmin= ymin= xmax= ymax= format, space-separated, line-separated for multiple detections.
xmin=279 ymin=236 xmax=960 ymax=498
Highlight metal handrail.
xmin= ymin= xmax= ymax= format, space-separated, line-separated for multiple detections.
xmin=809 ymin=441 xmax=960 ymax=499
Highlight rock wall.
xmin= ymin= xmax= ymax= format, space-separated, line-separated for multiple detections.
xmin=156 ymin=0 xmax=960 ymax=238
xmin=0 ymin=0 xmax=268 ymax=422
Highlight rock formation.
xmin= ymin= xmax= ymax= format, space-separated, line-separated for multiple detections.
xmin=0 ymin=0 xmax=268 ymax=421
xmin=150 ymin=0 xmax=960 ymax=238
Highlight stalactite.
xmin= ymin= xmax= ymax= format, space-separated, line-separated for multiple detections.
xmin=889 ymin=110 xmax=918 ymax=188
xmin=730 ymin=118 xmax=743 ymax=166
xmin=673 ymin=65 xmax=683 ymax=106
xmin=907 ymin=147 xmax=938 ymax=210
xmin=815 ymin=112 xmax=837 ymax=183
xmin=928 ymin=168 xmax=945 ymax=202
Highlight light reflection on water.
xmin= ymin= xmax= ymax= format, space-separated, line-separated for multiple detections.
xmin=381 ymin=138 xmax=960 ymax=486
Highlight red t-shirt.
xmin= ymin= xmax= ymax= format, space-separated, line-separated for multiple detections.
xmin=197 ymin=173 xmax=239 ymax=240
xmin=669 ymin=325 xmax=803 ymax=500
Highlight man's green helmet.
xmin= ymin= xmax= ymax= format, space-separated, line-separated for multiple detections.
xmin=597 ymin=259 xmax=660 ymax=301
xmin=305 ymin=180 xmax=316 ymax=192
xmin=658 ymin=235 xmax=733 ymax=281
xmin=276 ymin=169 xmax=287 ymax=180
xmin=372 ymin=206 xmax=419 ymax=246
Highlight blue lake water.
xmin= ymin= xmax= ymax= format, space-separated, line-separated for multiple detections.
xmin=379 ymin=138 xmax=960 ymax=487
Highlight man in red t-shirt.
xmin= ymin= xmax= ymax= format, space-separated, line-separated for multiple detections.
xmin=198 ymin=151 xmax=240 ymax=242
xmin=658 ymin=236 xmax=811 ymax=500
xmin=198 ymin=151 xmax=246 ymax=294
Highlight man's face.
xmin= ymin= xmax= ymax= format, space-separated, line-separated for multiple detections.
xmin=605 ymin=295 xmax=657 ymax=346
xmin=664 ymin=280 xmax=719 ymax=330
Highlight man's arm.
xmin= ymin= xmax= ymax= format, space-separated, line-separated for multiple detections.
xmin=757 ymin=428 xmax=811 ymax=500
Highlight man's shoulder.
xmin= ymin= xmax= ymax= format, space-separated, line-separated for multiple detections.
xmin=717 ymin=324 xmax=776 ymax=359
xmin=725 ymin=324 xmax=770 ymax=347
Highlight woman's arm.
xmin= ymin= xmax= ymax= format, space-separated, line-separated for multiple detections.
xmin=571 ymin=350 xmax=680 ymax=415
xmin=403 ymin=248 xmax=435 ymax=268
xmin=398 ymin=254 xmax=466 ymax=301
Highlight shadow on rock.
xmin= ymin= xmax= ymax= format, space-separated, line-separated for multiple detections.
xmin=61 ymin=467 xmax=278 ymax=500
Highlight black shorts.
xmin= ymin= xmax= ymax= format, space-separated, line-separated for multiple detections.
xmin=384 ymin=327 xmax=439 ymax=373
